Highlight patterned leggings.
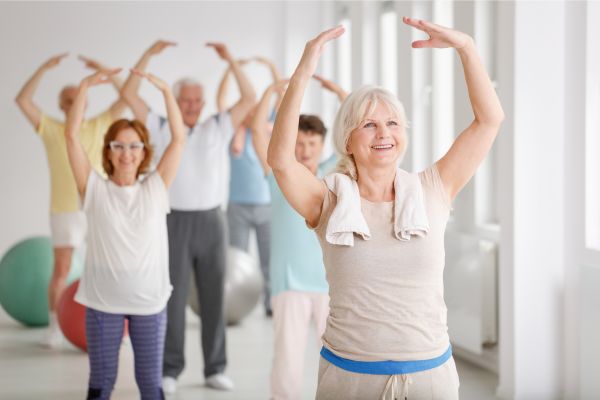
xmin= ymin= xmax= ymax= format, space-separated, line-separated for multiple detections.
xmin=85 ymin=307 xmax=167 ymax=400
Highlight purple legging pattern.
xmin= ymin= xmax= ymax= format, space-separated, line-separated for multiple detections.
xmin=85 ymin=307 xmax=167 ymax=400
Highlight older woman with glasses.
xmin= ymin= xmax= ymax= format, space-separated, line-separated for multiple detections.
xmin=268 ymin=17 xmax=504 ymax=400
xmin=65 ymin=67 xmax=185 ymax=400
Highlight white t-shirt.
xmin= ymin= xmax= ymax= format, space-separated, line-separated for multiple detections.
xmin=75 ymin=171 xmax=172 ymax=315
xmin=146 ymin=110 xmax=234 ymax=210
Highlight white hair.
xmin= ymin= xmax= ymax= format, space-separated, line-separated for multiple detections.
xmin=332 ymin=85 xmax=409 ymax=180
xmin=172 ymin=77 xmax=203 ymax=98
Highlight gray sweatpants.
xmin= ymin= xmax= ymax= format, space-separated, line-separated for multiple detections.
xmin=163 ymin=208 xmax=227 ymax=379
xmin=227 ymin=203 xmax=271 ymax=312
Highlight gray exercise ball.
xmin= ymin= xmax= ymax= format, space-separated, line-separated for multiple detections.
xmin=188 ymin=247 xmax=263 ymax=325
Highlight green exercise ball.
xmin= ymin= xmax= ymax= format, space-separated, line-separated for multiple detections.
xmin=0 ymin=236 xmax=84 ymax=327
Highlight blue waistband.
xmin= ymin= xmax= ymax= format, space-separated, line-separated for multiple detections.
xmin=320 ymin=345 xmax=452 ymax=375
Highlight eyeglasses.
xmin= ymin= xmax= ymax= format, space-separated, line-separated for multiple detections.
xmin=109 ymin=141 xmax=145 ymax=153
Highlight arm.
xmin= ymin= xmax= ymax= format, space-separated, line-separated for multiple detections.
xmin=403 ymin=17 xmax=504 ymax=201
xmin=216 ymin=67 xmax=232 ymax=113
xmin=207 ymin=43 xmax=257 ymax=130
xmin=255 ymin=56 xmax=283 ymax=111
xmin=132 ymin=70 xmax=186 ymax=188
xmin=15 ymin=53 xmax=68 ymax=129
xmin=66 ymin=70 xmax=120 ymax=198
xmin=121 ymin=40 xmax=176 ymax=122
xmin=230 ymin=126 xmax=246 ymax=156
xmin=313 ymin=74 xmax=348 ymax=103
xmin=251 ymin=81 xmax=287 ymax=175
xmin=78 ymin=55 xmax=126 ymax=119
xmin=267 ymin=27 xmax=344 ymax=226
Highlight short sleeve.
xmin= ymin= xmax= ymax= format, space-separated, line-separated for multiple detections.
xmin=145 ymin=110 xmax=166 ymax=137
xmin=419 ymin=164 xmax=452 ymax=211
xmin=307 ymin=181 xmax=336 ymax=233
xmin=83 ymin=170 xmax=102 ymax=212
xmin=36 ymin=114 xmax=63 ymax=139
xmin=144 ymin=171 xmax=170 ymax=215
xmin=203 ymin=111 xmax=235 ymax=145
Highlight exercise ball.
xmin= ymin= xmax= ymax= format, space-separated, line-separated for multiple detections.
xmin=58 ymin=280 xmax=129 ymax=352
xmin=188 ymin=247 xmax=262 ymax=325
xmin=57 ymin=280 xmax=87 ymax=351
xmin=0 ymin=236 xmax=83 ymax=326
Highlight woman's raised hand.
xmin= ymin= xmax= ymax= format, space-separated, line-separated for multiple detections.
xmin=81 ymin=69 xmax=121 ymax=87
xmin=403 ymin=17 xmax=472 ymax=50
xmin=145 ymin=40 xmax=177 ymax=57
xmin=295 ymin=26 xmax=345 ymax=78
xmin=131 ymin=68 xmax=169 ymax=92
xmin=40 ymin=53 xmax=69 ymax=71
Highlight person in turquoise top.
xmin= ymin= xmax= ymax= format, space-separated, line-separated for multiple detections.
xmin=217 ymin=57 xmax=282 ymax=316
xmin=251 ymin=77 xmax=346 ymax=400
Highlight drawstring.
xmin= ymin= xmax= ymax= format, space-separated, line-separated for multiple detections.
xmin=380 ymin=374 xmax=412 ymax=400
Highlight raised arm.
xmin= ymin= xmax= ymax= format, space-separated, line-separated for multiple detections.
xmin=132 ymin=69 xmax=186 ymax=188
xmin=251 ymin=80 xmax=288 ymax=175
xmin=404 ymin=17 xmax=504 ymax=200
xmin=313 ymin=74 xmax=348 ymax=103
xmin=66 ymin=69 xmax=120 ymax=198
xmin=216 ymin=66 xmax=232 ymax=113
xmin=121 ymin=40 xmax=176 ymax=122
xmin=15 ymin=53 xmax=68 ymax=129
xmin=207 ymin=43 xmax=256 ymax=130
xmin=268 ymin=26 xmax=344 ymax=226
xmin=78 ymin=55 xmax=126 ymax=119
xmin=255 ymin=56 xmax=284 ymax=111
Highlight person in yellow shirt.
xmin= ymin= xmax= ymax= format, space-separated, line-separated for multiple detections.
xmin=15 ymin=53 xmax=127 ymax=348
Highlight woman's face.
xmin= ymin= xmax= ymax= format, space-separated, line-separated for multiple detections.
xmin=346 ymin=101 xmax=406 ymax=172
xmin=108 ymin=128 xmax=146 ymax=176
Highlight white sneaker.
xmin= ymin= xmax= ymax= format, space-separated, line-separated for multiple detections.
xmin=205 ymin=373 xmax=234 ymax=391
xmin=42 ymin=321 xmax=63 ymax=349
xmin=162 ymin=376 xmax=177 ymax=394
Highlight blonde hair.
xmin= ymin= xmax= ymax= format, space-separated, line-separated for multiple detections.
xmin=332 ymin=86 xmax=409 ymax=180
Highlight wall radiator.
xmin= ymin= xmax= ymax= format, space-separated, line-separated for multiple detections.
xmin=444 ymin=231 xmax=498 ymax=356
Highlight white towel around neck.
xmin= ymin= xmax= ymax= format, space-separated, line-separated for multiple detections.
xmin=322 ymin=169 xmax=429 ymax=246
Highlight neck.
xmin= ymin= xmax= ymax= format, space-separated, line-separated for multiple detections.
xmin=356 ymin=164 xmax=396 ymax=202
xmin=110 ymin=170 xmax=137 ymax=186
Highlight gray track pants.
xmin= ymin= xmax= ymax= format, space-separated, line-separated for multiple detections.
xmin=227 ymin=203 xmax=271 ymax=312
xmin=163 ymin=208 xmax=227 ymax=379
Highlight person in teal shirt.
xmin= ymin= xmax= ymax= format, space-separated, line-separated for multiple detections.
xmin=217 ymin=57 xmax=282 ymax=316
xmin=251 ymin=77 xmax=346 ymax=400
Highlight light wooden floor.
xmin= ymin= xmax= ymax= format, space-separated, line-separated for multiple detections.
xmin=0 ymin=305 xmax=501 ymax=400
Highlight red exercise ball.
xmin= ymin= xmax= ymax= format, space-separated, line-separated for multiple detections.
xmin=58 ymin=280 xmax=128 ymax=352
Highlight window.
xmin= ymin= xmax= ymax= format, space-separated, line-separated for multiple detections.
xmin=337 ymin=16 xmax=352 ymax=94
xmin=379 ymin=5 xmax=398 ymax=96
xmin=586 ymin=0 xmax=600 ymax=251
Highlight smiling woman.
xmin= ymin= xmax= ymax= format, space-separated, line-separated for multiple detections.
xmin=63 ymin=68 xmax=186 ymax=400
xmin=101 ymin=119 xmax=154 ymax=180
xmin=267 ymin=16 xmax=503 ymax=400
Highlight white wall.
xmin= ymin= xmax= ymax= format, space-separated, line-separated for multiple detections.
xmin=0 ymin=1 xmax=334 ymax=256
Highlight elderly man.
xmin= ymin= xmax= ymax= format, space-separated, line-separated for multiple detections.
xmin=15 ymin=53 xmax=126 ymax=349
xmin=121 ymin=40 xmax=256 ymax=393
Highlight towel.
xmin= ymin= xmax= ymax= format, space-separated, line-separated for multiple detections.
xmin=323 ymin=169 xmax=429 ymax=246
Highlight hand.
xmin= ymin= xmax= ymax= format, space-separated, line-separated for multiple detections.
xmin=131 ymin=68 xmax=170 ymax=92
xmin=295 ymin=26 xmax=344 ymax=78
xmin=78 ymin=55 xmax=108 ymax=72
xmin=253 ymin=56 xmax=272 ymax=65
xmin=402 ymin=17 xmax=472 ymax=49
xmin=312 ymin=74 xmax=338 ymax=93
xmin=81 ymin=68 xmax=122 ymax=87
xmin=207 ymin=42 xmax=233 ymax=62
xmin=145 ymin=40 xmax=177 ymax=56
xmin=40 ymin=53 xmax=69 ymax=71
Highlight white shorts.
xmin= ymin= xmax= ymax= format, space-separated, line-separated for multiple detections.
xmin=50 ymin=211 xmax=87 ymax=248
